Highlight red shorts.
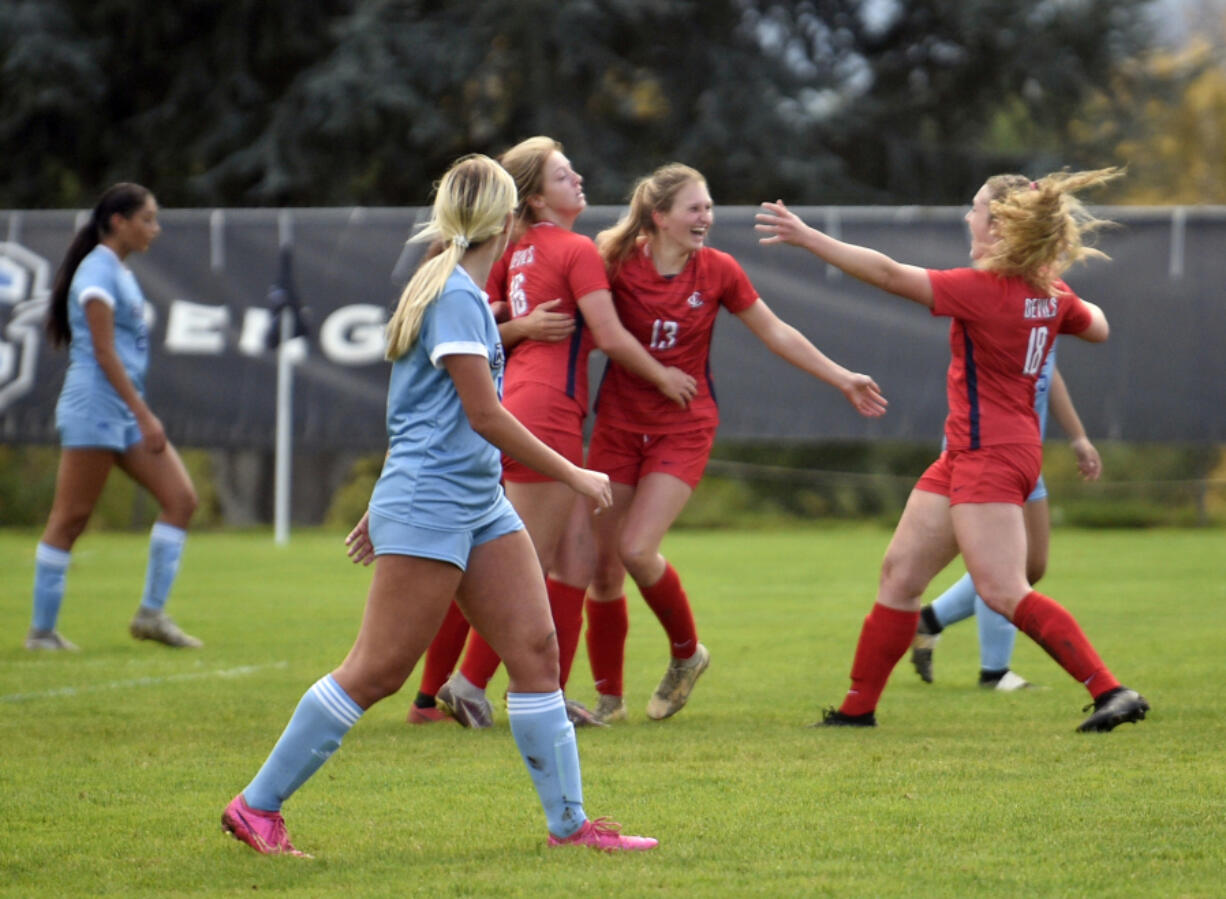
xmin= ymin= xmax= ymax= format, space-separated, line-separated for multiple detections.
xmin=916 ymin=444 xmax=1042 ymax=507
xmin=586 ymin=420 xmax=715 ymax=489
xmin=501 ymin=381 xmax=585 ymax=483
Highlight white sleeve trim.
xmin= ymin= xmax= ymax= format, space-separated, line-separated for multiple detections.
xmin=78 ymin=286 xmax=116 ymax=309
xmin=429 ymin=340 xmax=489 ymax=368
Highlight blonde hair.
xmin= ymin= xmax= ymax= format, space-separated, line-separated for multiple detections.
xmin=597 ymin=163 xmax=705 ymax=271
xmin=385 ymin=155 xmax=517 ymax=360
xmin=498 ymin=136 xmax=562 ymax=240
xmin=978 ymin=167 xmax=1124 ymax=295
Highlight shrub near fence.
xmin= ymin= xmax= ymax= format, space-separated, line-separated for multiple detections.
xmin=2 ymin=442 xmax=1220 ymax=532
xmin=679 ymin=441 xmax=1225 ymax=529
xmin=0 ymin=446 xmax=223 ymax=530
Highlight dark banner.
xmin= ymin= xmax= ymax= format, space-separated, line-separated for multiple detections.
xmin=2 ymin=205 xmax=1223 ymax=450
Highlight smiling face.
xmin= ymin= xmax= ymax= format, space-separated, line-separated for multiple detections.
xmin=965 ymin=183 xmax=996 ymax=262
xmin=652 ymin=178 xmax=712 ymax=256
xmin=109 ymin=196 xmax=161 ymax=256
xmin=531 ymin=150 xmax=586 ymax=223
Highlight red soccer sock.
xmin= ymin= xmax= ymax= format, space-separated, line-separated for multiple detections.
xmin=459 ymin=629 xmax=503 ymax=691
xmin=638 ymin=562 xmax=698 ymax=660
xmin=1011 ymin=590 xmax=1121 ymax=698
xmin=840 ymin=603 xmax=920 ymax=717
xmin=419 ymin=601 xmax=470 ymax=697
xmin=585 ymin=595 xmax=629 ymax=697
xmin=548 ymin=577 xmax=587 ymax=690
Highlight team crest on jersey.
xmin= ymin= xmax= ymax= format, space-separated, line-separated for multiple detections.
xmin=0 ymin=242 xmax=51 ymax=414
xmin=686 ymin=291 xmax=704 ymax=308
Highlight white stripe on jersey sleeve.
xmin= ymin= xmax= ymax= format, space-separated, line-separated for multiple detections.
xmin=78 ymin=286 xmax=117 ymax=309
xmin=429 ymin=341 xmax=489 ymax=368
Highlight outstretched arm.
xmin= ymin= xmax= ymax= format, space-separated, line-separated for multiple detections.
xmin=1048 ymin=367 xmax=1102 ymax=481
xmin=755 ymin=200 xmax=934 ymax=308
xmin=736 ymin=300 xmax=887 ymax=418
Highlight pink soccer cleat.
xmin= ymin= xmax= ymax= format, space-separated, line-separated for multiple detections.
xmin=548 ymin=817 xmax=658 ymax=852
xmin=221 ymin=794 xmax=311 ymax=857
xmin=407 ymin=704 xmax=452 ymax=725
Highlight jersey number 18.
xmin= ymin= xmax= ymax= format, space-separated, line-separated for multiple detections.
xmin=1023 ymin=326 xmax=1049 ymax=375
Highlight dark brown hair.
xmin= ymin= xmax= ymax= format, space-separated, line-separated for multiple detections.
xmin=46 ymin=182 xmax=152 ymax=348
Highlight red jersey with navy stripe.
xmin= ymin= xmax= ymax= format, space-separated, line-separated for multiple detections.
xmin=486 ymin=222 xmax=609 ymax=415
xmin=596 ymin=245 xmax=759 ymax=433
xmin=928 ymin=267 xmax=1093 ymax=450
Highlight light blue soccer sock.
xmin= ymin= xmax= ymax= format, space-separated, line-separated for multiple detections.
xmin=31 ymin=543 xmax=71 ymax=632
xmin=138 ymin=522 xmax=187 ymax=613
xmin=242 ymin=674 xmax=363 ymax=812
xmin=974 ymin=595 xmax=1019 ymax=672
xmin=929 ymin=572 xmax=978 ymax=628
xmin=507 ymin=690 xmax=586 ymax=838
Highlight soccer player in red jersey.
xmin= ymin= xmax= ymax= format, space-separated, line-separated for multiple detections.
xmin=410 ymin=138 xmax=697 ymax=727
xmin=755 ymin=168 xmax=1150 ymax=733
xmin=582 ymin=164 xmax=887 ymax=723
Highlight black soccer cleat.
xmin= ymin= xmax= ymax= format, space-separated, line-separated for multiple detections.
xmin=910 ymin=611 xmax=939 ymax=683
xmin=811 ymin=707 xmax=877 ymax=728
xmin=1077 ymin=687 xmax=1150 ymax=733
xmin=911 ymin=641 xmax=936 ymax=684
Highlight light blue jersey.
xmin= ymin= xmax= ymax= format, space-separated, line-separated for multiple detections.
xmin=368 ymin=266 xmax=508 ymax=531
xmin=55 ymin=244 xmax=150 ymax=434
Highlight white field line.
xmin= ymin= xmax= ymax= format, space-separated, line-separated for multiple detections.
xmin=1 ymin=661 xmax=289 ymax=703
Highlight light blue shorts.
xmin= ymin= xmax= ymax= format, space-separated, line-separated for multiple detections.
xmin=367 ymin=495 xmax=524 ymax=571
xmin=1027 ymin=474 xmax=1048 ymax=504
xmin=58 ymin=413 xmax=142 ymax=451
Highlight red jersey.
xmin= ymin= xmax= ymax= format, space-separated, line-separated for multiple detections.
xmin=928 ymin=267 xmax=1093 ymax=450
xmin=486 ymin=222 xmax=609 ymax=415
xmin=596 ymin=245 xmax=759 ymax=433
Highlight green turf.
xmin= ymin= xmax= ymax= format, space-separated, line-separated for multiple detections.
xmin=1 ymin=526 xmax=1222 ymax=897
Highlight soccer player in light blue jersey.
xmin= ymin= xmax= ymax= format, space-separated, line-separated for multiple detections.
xmin=910 ymin=347 xmax=1104 ymax=689
xmin=26 ymin=183 xmax=201 ymax=652
xmin=222 ymin=155 xmax=657 ymax=856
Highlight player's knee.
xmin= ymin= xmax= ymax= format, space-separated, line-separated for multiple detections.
xmin=345 ymin=663 xmax=409 ymax=706
xmin=588 ymin=570 xmax=618 ymax=597
xmin=879 ymin=551 xmax=925 ymax=599
xmin=165 ymin=484 xmax=198 ymax=524
xmin=618 ymin=538 xmax=657 ymax=581
xmin=977 ymin=592 xmax=1011 ymax=617
xmin=50 ymin=506 xmax=93 ymax=546
xmin=505 ymin=630 xmax=559 ymax=688
xmin=974 ymin=582 xmax=1025 ymax=617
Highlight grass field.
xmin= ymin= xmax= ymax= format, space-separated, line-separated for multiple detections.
xmin=1 ymin=525 xmax=1223 ymax=897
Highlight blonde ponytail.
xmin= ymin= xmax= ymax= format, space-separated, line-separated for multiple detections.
xmin=385 ymin=156 xmax=517 ymax=360
xmin=979 ymin=167 xmax=1124 ymax=295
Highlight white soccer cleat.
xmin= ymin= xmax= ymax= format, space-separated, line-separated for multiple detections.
xmin=646 ymin=643 xmax=709 ymax=720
